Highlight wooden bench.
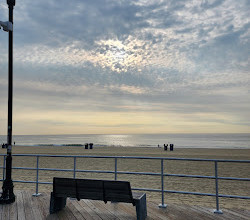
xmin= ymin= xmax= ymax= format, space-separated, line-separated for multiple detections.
xmin=49 ymin=177 xmax=147 ymax=220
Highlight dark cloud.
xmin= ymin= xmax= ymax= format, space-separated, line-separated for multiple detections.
xmin=14 ymin=0 xmax=149 ymax=48
xmin=200 ymin=0 xmax=225 ymax=10
xmin=193 ymin=23 xmax=250 ymax=72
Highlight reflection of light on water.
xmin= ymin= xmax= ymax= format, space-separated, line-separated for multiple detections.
xmin=101 ymin=134 xmax=134 ymax=147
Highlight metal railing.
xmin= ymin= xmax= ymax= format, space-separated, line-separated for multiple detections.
xmin=1 ymin=154 xmax=250 ymax=214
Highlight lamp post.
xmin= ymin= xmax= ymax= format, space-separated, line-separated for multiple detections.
xmin=0 ymin=0 xmax=16 ymax=204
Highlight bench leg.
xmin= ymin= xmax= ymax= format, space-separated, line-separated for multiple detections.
xmin=135 ymin=194 xmax=147 ymax=220
xmin=49 ymin=192 xmax=67 ymax=214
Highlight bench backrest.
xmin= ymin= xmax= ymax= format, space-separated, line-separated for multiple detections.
xmin=53 ymin=177 xmax=134 ymax=204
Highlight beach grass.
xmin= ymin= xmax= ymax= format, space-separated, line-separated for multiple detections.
xmin=0 ymin=146 xmax=250 ymax=210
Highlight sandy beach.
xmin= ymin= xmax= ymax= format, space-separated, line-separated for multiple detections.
xmin=1 ymin=146 xmax=250 ymax=210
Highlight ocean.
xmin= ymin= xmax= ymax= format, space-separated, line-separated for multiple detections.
xmin=0 ymin=133 xmax=249 ymax=149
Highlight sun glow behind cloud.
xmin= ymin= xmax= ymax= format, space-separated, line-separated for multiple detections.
xmin=95 ymin=38 xmax=145 ymax=72
xmin=14 ymin=33 xmax=196 ymax=76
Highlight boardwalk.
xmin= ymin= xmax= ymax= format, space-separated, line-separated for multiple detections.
xmin=0 ymin=190 xmax=249 ymax=220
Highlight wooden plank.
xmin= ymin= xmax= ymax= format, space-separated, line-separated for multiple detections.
xmin=231 ymin=209 xmax=250 ymax=219
xmin=78 ymin=199 xmax=103 ymax=220
xmin=147 ymin=201 xmax=179 ymax=220
xmin=84 ymin=199 xmax=113 ymax=220
xmin=115 ymin=202 xmax=137 ymax=220
xmin=22 ymin=191 xmax=36 ymax=220
xmin=184 ymin=205 xmax=217 ymax=220
xmin=188 ymin=205 xmax=225 ymax=220
xmin=16 ymin=190 xmax=26 ymax=220
xmin=34 ymin=194 xmax=48 ymax=219
xmin=90 ymin=200 xmax=127 ymax=220
xmin=177 ymin=204 xmax=213 ymax=220
xmin=1 ymin=202 xmax=10 ymax=220
xmin=9 ymin=198 xmax=18 ymax=220
xmin=218 ymin=208 xmax=250 ymax=220
xmin=57 ymin=206 xmax=78 ymax=220
xmin=70 ymin=199 xmax=94 ymax=220
xmin=119 ymin=202 xmax=158 ymax=220
xmin=98 ymin=201 xmax=132 ymax=220
xmin=78 ymin=200 xmax=102 ymax=220
xmin=24 ymin=191 xmax=43 ymax=220
xmin=67 ymin=199 xmax=87 ymax=220
xmin=87 ymin=200 xmax=118 ymax=219
xmin=115 ymin=199 xmax=159 ymax=220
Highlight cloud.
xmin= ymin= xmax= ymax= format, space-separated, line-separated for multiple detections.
xmin=0 ymin=0 xmax=249 ymax=134
xmin=12 ymin=0 xmax=149 ymax=47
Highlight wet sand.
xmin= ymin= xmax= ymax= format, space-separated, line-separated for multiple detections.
xmin=1 ymin=146 xmax=250 ymax=210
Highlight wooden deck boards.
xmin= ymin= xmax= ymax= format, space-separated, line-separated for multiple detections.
xmin=0 ymin=190 xmax=249 ymax=220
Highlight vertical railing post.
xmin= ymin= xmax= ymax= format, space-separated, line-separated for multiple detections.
xmin=214 ymin=161 xmax=223 ymax=214
xmin=73 ymin=157 xmax=76 ymax=179
xmin=32 ymin=156 xmax=41 ymax=196
xmin=159 ymin=159 xmax=167 ymax=208
xmin=114 ymin=158 xmax=117 ymax=181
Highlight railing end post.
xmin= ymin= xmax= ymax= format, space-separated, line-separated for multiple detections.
xmin=214 ymin=209 xmax=223 ymax=214
xmin=158 ymin=203 xmax=167 ymax=209
xmin=32 ymin=193 xmax=41 ymax=197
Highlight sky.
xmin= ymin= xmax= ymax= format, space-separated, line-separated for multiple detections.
xmin=0 ymin=0 xmax=249 ymax=135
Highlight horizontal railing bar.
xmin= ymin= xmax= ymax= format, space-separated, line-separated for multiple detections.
xmin=218 ymin=177 xmax=250 ymax=181
xmin=133 ymin=188 xmax=215 ymax=196
xmin=133 ymin=188 xmax=250 ymax=199
xmin=11 ymin=167 xmax=73 ymax=172
xmin=164 ymin=191 xmax=250 ymax=199
xmin=9 ymin=166 xmax=250 ymax=181
xmin=76 ymin=170 xmax=115 ymax=174
xmin=105 ymin=171 xmax=250 ymax=181
xmin=11 ymin=167 xmax=116 ymax=174
xmin=13 ymin=180 xmax=36 ymax=184
xmin=165 ymin=174 xmax=250 ymax=181
xmin=12 ymin=180 xmax=52 ymax=185
xmin=165 ymin=173 xmax=215 ymax=179
xmin=218 ymin=194 xmax=250 ymax=199
xmin=1 ymin=154 xmax=250 ymax=163
xmin=111 ymin=171 xmax=160 ymax=176
xmin=132 ymin=187 xmax=162 ymax=192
